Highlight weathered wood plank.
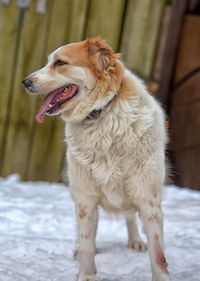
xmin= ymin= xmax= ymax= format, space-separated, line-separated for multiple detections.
xmin=171 ymin=100 xmax=200 ymax=151
xmin=66 ymin=0 xmax=89 ymax=42
xmin=175 ymin=145 xmax=200 ymax=190
xmin=0 ymin=1 xmax=19 ymax=172
xmin=47 ymin=0 xmax=89 ymax=52
xmin=173 ymin=16 xmax=200 ymax=83
xmin=169 ymin=15 xmax=200 ymax=190
xmin=86 ymin=0 xmax=126 ymax=51
xmin=157 ymin=0 xmax=188 ymax=104
xmin=120 ymin=0 xmax=166 ymax=78
xmin=27 ymin=0 xmax=89 ymax=181
xmin=188 ymin=0 xmax=199 ymax=12
xmin=172 ymin=15 xmax=200 ymax=105
xmin=2 ymin=0 xmax=51 ymax=178
xmin=153 ymin=5 xmax=172 ymax=81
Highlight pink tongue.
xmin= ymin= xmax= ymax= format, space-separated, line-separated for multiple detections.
xmin=36 ymin=85 xmax=78 ymax=123
xmin=36 ymin=88 xmax=64 ymax=123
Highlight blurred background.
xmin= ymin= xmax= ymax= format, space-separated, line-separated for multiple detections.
xmin=0 ymin=0 xmax=199 ymax=190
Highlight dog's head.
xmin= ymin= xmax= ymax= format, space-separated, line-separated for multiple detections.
xmin=23 ymin=38 xmax=123 ymax=123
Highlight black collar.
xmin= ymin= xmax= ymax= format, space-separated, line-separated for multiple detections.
xmin=85 ymin=82 xmax=122 ymax=121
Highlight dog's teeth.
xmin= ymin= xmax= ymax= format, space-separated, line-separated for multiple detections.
xmin=48 ymin=104 xmax=53 ymax=108
xmin=64 ymin=87 xmax=69 ymax=93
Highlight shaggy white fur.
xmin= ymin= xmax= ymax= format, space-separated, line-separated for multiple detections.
xmin=65 ymin=69 xmax=169 ymax=281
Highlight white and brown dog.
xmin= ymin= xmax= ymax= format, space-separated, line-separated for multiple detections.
xmin=23 ymin=38 xmax=170 ymax=281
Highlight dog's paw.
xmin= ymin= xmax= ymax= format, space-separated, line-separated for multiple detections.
xmin=78 ymin=275 xmax=99 ymax=281
xmin=128 ymin=239 xmax=147 ymax=252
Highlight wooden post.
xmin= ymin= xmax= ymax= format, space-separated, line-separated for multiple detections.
xmin=120 ymin=0 xmax=166 ymax=78
xmin=156 ymin=0 xmax=188 ymax=106
xmin=0 ymin=1 xmax=19 ymax=173
xmin=85 ymin=0 xmax=126 ymax=52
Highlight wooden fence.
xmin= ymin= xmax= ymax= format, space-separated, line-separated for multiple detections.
xmin=0 ymin=0 xmax=167 ymax=182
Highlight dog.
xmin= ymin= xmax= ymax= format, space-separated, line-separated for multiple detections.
xmin=23 ymin=37 xmax=171 ymax=281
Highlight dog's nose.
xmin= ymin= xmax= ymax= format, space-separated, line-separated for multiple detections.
xmin=22 ymin=78 xmax=32 ymax=88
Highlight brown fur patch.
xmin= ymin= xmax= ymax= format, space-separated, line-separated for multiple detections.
xmin=115 ymin=75 xmax=136 ymax=101
xmin=148 ymin=214 xmax=159 ymax=224
xmin=80 ymin=233 xmax=89 ymax=239
xmin=154 ymin=234 xmax=169 ymax=274
xmin=58 ymin=41 xmax=90 ymax=69
xmin=149 ymin=200 xmax=154 ymax=207
xmin=79 ymin=208 xmax=86 ymax=219
xmin=86 ymin=37 xmax=121 ymax=76
xmin=56 ymin=66 xmax=69 ymax=75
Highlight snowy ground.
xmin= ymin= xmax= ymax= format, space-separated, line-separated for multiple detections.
xmin=0 ymin=175 xmax=199 ymax=281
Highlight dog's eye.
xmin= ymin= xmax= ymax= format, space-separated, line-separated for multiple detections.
xmin=54 ymin=60 xmax=68 ymax=67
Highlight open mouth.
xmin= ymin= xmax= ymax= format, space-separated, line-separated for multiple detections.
xmin=36 ymin=84 xmax=79 ymax=123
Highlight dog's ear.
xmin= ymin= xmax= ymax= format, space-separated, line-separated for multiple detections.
xmin=87 ymin=37 xmax=120 ymax=72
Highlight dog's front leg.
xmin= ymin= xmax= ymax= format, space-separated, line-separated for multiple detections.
xmin=139 ymin=204 xmax=171 ymax=281
xmin=76 ymin=202 xmax=99 ymax=281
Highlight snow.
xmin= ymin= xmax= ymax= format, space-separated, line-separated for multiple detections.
xmin=0 ymin=174 xmax=199 ymax=281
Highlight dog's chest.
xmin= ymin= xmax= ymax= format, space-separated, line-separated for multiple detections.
xmin=65 ymin=112 xmax=156 ymax=211
xmin=66 ymin=119 xmax=138 ymax=181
